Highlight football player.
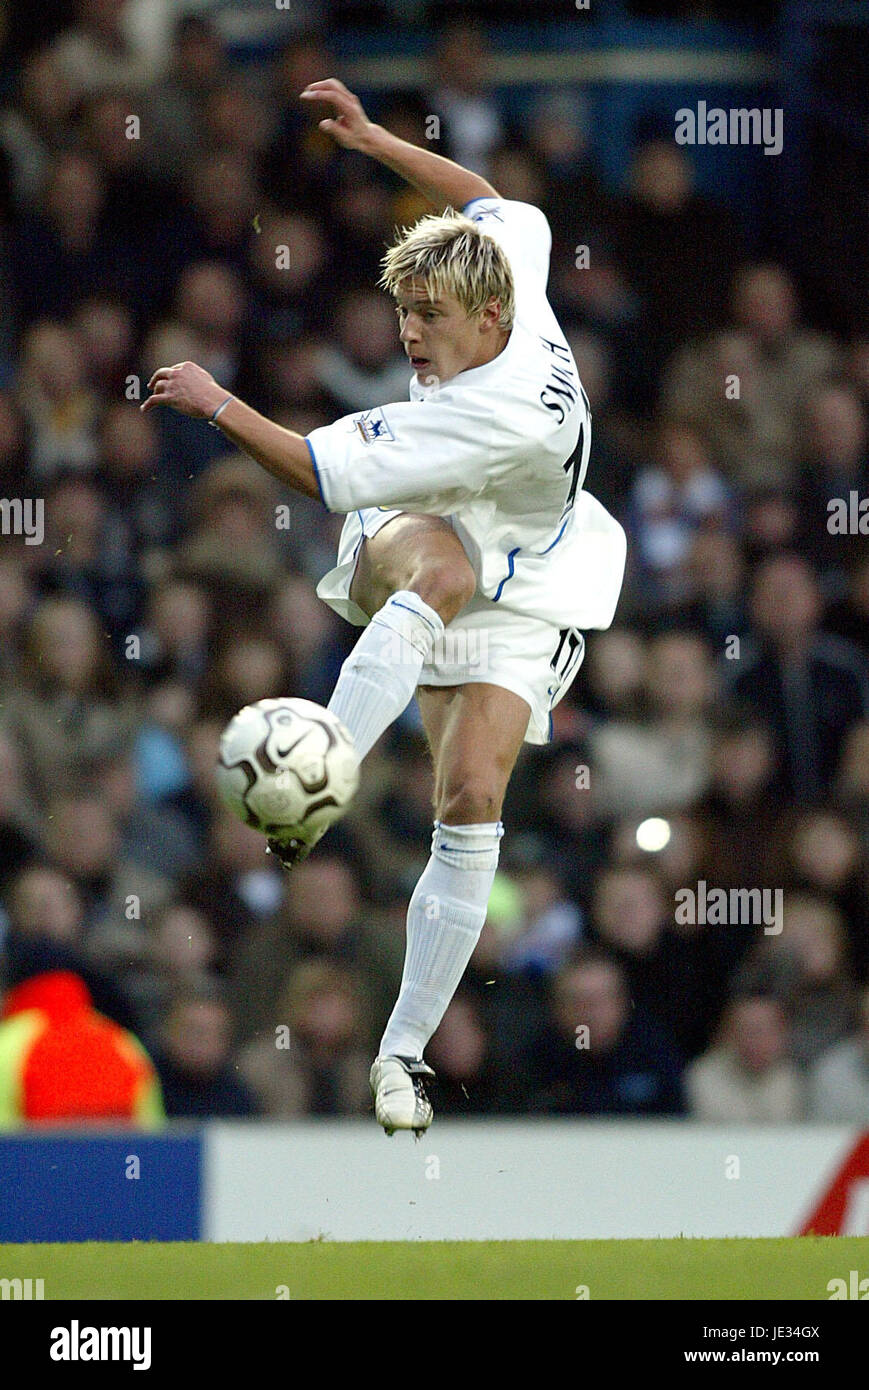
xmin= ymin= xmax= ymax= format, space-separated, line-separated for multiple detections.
xmin=142 ymin=78 xmax=626 ymax=1135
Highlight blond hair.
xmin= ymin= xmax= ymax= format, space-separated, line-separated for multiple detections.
xmin=379 ymin=208 xmax=515 ymax=331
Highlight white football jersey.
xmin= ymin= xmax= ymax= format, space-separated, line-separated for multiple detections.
xmin=306 ymin=197 xmax=626 ymax=630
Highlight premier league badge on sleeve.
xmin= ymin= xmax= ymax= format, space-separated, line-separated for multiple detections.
xmin=354 ymin=407 xmax=395 ymax=444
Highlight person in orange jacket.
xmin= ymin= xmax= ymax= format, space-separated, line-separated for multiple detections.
xmin=0 ymin=971 xmax=164 ymax=1129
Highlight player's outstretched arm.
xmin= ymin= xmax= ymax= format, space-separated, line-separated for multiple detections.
xmin=140 ymin=362 xmax=320 ymax=500
xmin=300 ymin=77 xmax=497 ymax=210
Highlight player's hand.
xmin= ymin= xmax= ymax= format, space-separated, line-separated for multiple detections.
xmin=299 ymin=78 xmax=373 ymax=151
xmin=140 ymin=361 xmax=226 ymax=419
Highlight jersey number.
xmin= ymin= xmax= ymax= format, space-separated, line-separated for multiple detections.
xmin=550 ymin=627 xmax=585 ymax=685
xmin=561 ymin=421 xmax=584 ymax=517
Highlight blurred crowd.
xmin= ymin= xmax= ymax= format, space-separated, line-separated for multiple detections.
xmin=0 ymin=8 xmax=867 ymax=1127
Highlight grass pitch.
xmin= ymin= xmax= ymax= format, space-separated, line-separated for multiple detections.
xmin=2 ymin=1236 xmax=867 ymax=1300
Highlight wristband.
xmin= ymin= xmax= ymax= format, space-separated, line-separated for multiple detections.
xmin=207 ymin=396 xmax=234 ymax=428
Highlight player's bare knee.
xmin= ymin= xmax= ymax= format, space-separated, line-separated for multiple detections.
xmin=408 ymin=558 xmax=475 ymax=626
xmin=438 ymin=775 xmax=502 ymax=825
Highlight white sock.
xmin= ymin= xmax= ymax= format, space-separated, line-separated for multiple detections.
xmin=380 ymin=820 xmax=504 ymax=1059
xmin=327 ymin=589 xmax=444 ymax=761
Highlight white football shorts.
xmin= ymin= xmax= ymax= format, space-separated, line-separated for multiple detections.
xmin=315 ymin=507 xmax=586 ymax=744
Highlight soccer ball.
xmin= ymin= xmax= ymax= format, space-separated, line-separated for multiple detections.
xmin=215 ymin=698 xmax=359 ymax=844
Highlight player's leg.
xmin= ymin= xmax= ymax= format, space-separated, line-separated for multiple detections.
xmin=269 ymin=514 xmax=475 ymax=871
xmin=326 ymin=514 xmax=476 ymax=763
xmin=419 ymin=680 xmax=529 ymax=824
xmin=372 ymin=682 xmax=529 ymax=1132
xmin=349 ymin=514 xmax=474 ymax=624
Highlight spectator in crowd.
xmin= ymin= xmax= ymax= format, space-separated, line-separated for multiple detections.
xmin=427 ymin=21 xmax=504 ymax=177
xmin=0 ymin=47 xmax=77 ymax=212
xmin=87 ymin=740 xmax=200 ymax=881
xmin=626 ymin=416 xmax=734 ymax=609
xmin=614 ymin=139 xmax=742 ymax=387
xmin=518 ymin=950 xmax=685 ymax=1116
xmin=174 ymin=455 xmax=285 ymax=596
xmin=312 ymin=287 xmax=413 ymax=411
xmin=679 ymin=529 xmax=748 ymax=650
xmin=179 ymin=808 xmax=285 ymax=957
xmin=548 ymin=234 xmax=641 ymax=415
xmin=346 ymin=727 xmax=437 ymax=890
xmin=180 ymin=150 xmax=257 ymax=280
xmin=137 ymin=578 xmax=211 ymax=688
xmin=258 ymin=32 xmax=340 ymax=215
xmin=11 ymin=153 xmax=138 ymax=328
xmin=795 ymin=381 xmax=868 ymax=581
xmin=505 ymin=737 xmax=611 ymax=911
xmin=41 ymin=473 xmax=143 ymax=641
xmin=79 ymin=88 xmax=182 ymax=258
xmin=725 ymin=553 xmax=869 ymax=802
xmin=742 ymin=484 xmax=801 ymax=568
xmin=201 ymin=77 xmax=271 ymax=174
xmin=590 ymin=864 xmax=712 ymax=1057
xmin=661 ymin=262 xmax=838 ymax=488
xmin=735 ymin=892 xmax=858 ymax=1068
xmin=47 ymin=0 xmax=163 ymax=102
xmin=252 ymin=336 xmax=338 ymax=427
xmin=145 ymin=12 xmax=227 ymax=177
xmin=201 ymin=635 xmax=294 ymax=724
xmin=15 ymin=317 xmax=100 ymax=473
xmin=527 ymin=88 xmax=612 ymax=252
xmin=686 ymin=993 xmax=803 ymax=1122
xmin=153 ymin=981 xmax=260 ymax=1119
xmin=486 ymin=141 xmax=547 ymax=210
xmin=426 ymin=992 xmax=516 ymax=1114
xmin=173 ymin=262 xmax=247 ymax=396
xmin=237 ymin=960 xmax=371 ymax=1116
xmin=267 ymin=571 xmax=347 ymax=705
xmin=73 ymin=297 xmax=135 ymax=396
xmin=326 ymin=162 xmax=399 ymax=286
xmin=2 ymin=595 xmax=141 ymax=807
xmin=590 ymin=630 xmax=716 ymax=817
xmin=696 ymin=716 xmax=781 ymax=892
xmin=246 ymin=210 xmax=332 ymax=346
xmin=42 ymin=787 xmax=172 ymax=948
xmin=155 ymin=712 xmax=224 ymax=854
xmin=126 ymin=900 xmax=223 ymax=1052
xmin=0 ymin=970 xmax=164 ymax=1130
xmin=497 ymin=835 xmax=584 ymax=979
xmin=0 ymin=548 xmax=34 ymax=692
xmin=783 ymin=808 xmax=867 ymax=981
xmin=806 ymin=985 xmax=869 ymax=1123
xmin=229 ymin=852 xmax=397 ymax=1051
xmin=582 ymin=628 xmax=646 ymax=723
xmin=0 ymin=864 xmax=141 ymax=1032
